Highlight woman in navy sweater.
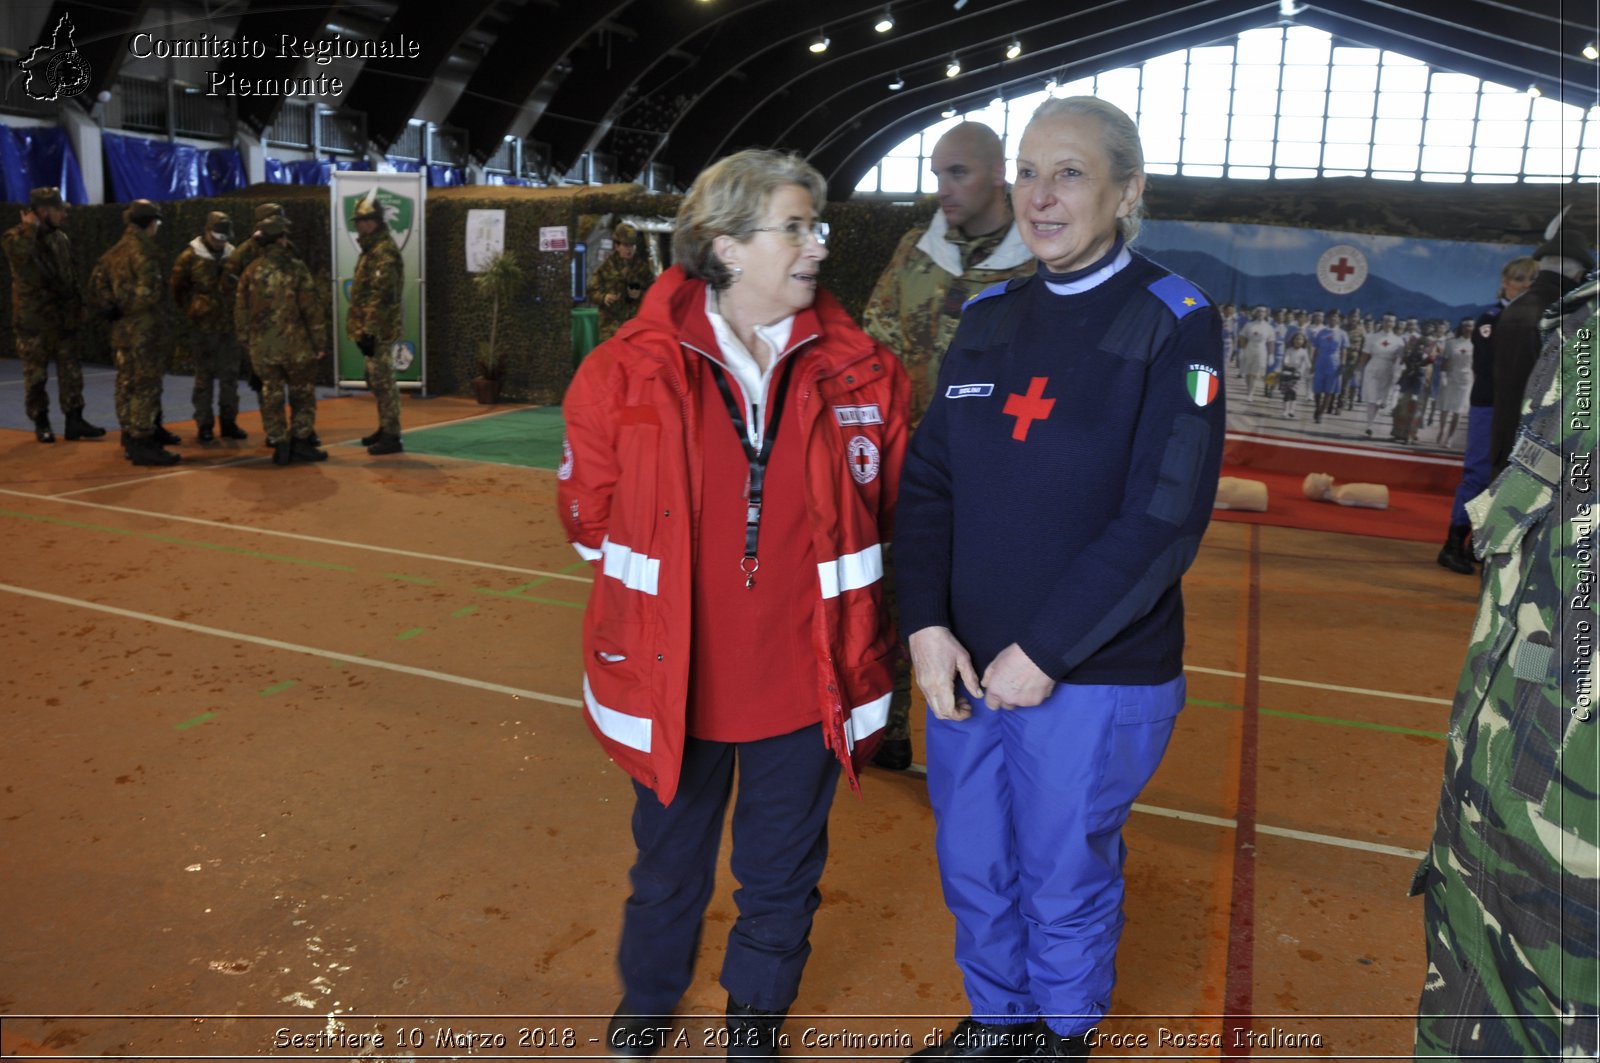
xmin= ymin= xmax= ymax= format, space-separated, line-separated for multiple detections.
xmin=896 ymin=97 xmax=1225 ymax=1061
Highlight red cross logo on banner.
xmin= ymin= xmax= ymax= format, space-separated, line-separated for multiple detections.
xmin=1003 ymin=377 xmax=1055 ymax=441
xmin=1329 ymin=257 xmax=1355 ymax=282
xmin=1316 ymin=243 xmax=1368 ymax=295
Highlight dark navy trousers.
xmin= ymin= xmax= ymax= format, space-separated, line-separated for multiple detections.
xmin=926 ymin=676 xmax=1184 ymax=1037
xmin=617 ymin=722 xmax=841 ymax=1016
xmin=1449 ymin=404 xmax=1493 ymax=529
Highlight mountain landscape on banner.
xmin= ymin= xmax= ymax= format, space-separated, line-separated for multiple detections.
xmin=1135 ymin=219 xmax=1510 ymax=322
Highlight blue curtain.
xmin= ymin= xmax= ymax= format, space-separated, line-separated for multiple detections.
xmin=102 ymin=131 xmax=245 ymax=201
xmin=427 ymin=165 xmax=463 ymax=187
xmin=264 ymin=157 xmax=373 ymax=185
xmin=385 ymin=157 xmax=421 ymax=173
xmin=483 ymin=173 xmax=535 ymax=187
xmin=0 ymin=123 xmax=88 ymax=204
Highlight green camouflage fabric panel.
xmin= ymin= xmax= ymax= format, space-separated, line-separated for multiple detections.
xmin=862 ymin=222 xmax=1033 ymax=427
xmin=2 ymin=220 xmax=81 ymax=335
xmin=257 ymin=359 xmax=320 ymax=445
xmin=347 ymin=228 xmax=404 ymax=344
xmin=171 ymin=241 xmax=236 ymax=335
xmin=223 ymin=233 xmax=298 ymax=288
xmin=189 ymin=330 xmax=242 ymax=421
xmin=589 ymin=251 xmax=656 ymax=341
xmin=1414 ymin=281 xmax=1599 ymax=1060
xmin=15 ymin=330 xmax=85 ymax=420
xmin=96 ymin=226 xmax=168 ymax=350
xmin=234 ymin=244 xmax=327 ymax=369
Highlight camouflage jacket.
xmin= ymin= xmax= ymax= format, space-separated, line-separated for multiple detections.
xmin=346 ymin=227 xmax=403 ymax=343
xmin=170 ymin=235 xmax=236 ymax=335
xmin=588 ymin=251 xmax=656 ymax=340
xmin=91 ymin=225 xmax=167 ymax=349
xmin=1418 ymin=276 xmax=1598 ymax=1055
xmin=223 ymin=233 xmax=298 ymax=288
xmin=862 ymin=210 xmax=1034 ymax=425
xmin=235 ymin=243 xmax=327 ymax=366
xmin=2 ymin=220 xmax=81 ymax=335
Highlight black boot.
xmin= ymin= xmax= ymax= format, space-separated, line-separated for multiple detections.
xmin=64 ymin=408 xmax=106 ymax=440
xmin=360 ymin=427 xmax=383 ymax=446
xmin=725 ymin=997 xmax=786 ymax=1061
xmin=366 ymin=431 xmax=403 ymax=455
xmin=906 ymin=1019 xmax=1046 ymax=1060
xmin=153 ymin=423 xmax=182 ymax=446
xmin=196 ymin=417 xmax=215 ymax=444
xmin=219 ymin=417 xmax=248 ymax=440
xmin=271 ymin=440 xmax=293 ymax=466
xmin=291 ymin=436 xmax=328 ymax=463
xmin=1039 ymin=1029 xmax=1091 ymax=1059
xmin=127 ymin=437 xmax=180 ymax=466
xmin=873 ymin=738 xmax=913 ymax=771
xmin=605 ymin=1009 xmax=673 ymax=1059
xmin=33 ymin=415 xmax=55 ymax=443
xmin=1436 ymin=524 xmax=1474 ymax=574
xmin=119 ymin=430 xmax=131 ymax=455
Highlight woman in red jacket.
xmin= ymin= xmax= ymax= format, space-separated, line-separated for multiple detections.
xmin=558 ymin=149 xmax=909 ymax=1061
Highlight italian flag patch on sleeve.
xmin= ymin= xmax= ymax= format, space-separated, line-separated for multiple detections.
xmin=1186 ymin=364 xmax=1220 ymax=407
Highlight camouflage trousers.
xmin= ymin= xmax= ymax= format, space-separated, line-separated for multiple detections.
xmin=256 ymin=357 xmax=319 ymax=444
xmin=186 ymin=331 xmax=241 ymax=422
xmin=114 ymin=343 xmax=165 ymax=439
xmin=15 ymin=330 xmax=85 ymax=420
xmin=364 ymin=340 xmax=402 ymax=434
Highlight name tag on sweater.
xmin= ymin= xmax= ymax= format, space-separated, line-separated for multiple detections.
xmin=833 ymin=404 xmax=884 ymax=426
xmin=946 ymin=383 xmax=994 ymax=399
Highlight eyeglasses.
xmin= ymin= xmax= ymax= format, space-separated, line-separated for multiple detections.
xmin=748 ymin=221 xmax=830 ymax=246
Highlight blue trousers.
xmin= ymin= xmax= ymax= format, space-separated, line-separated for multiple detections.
xmin=616 ymin=723 xmax=840 ymax=1015
xmin=927 ymin=676 xmax=1184 ymax=1037
xmin=1449 ymin=404 xmax=1493 ymax=528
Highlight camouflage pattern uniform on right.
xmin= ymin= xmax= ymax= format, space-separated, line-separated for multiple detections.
xmin=588 ymin=222 xmax=656 ymax=342
xmin=1413 ymin=275 xmax=1598 ymax=1059
xmin=235 ymin=217 xmax=328 ymax=465
xmin=224 ymin=203 xmax=296 ymax=394
xmin=171 ymin=211 xmax=245 ymax=441
xmin=91 ymin=199 xmax=174 ymax=463
xmin=346 ymin=195 xmax=405 ymax=453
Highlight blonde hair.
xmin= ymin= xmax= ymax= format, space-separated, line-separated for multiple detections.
xmin=673 ymin=149 xmax=827 ymax=290
xmin=1499 ymin=255 xmax=1539 ymax=297
xmin=1024 ymin=96 xmax=1146 ymax=240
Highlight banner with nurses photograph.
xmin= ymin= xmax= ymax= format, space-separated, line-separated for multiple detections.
xmin=1135 ymin=218 xmax=1522 ymax=474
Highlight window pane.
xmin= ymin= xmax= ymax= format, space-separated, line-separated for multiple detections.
xmin=1475 ymin=120 xmax=1528 ymax=149
xmin=1322 ymin=117 xmax=1369 ymax=143
xmin=1185 ymin=112 xmax=1229 ymax=140
xmin=1276 ymin=167 xmax=1318 ymax=179
xmin=1525 ymin=147 xmax=1577 ymax=175
xmin=1283 ymin=27 xmax=1332 ymax=65
xmin=1142 ymin=130 xmax=1181 ymax=165
xmin=1426 ymin=92 xmax=1477 ymax=121
xmin=878 ymin=157 xmax=919 ymax=193
xmin=1234 ymin=65 xmax=1280 ymax=93
xmin=1327 ymin=89 xmax=1376 ymax=118
xmin=1233 ymin=88 xmax=1280 ymax=116
xmin=1478 ymin=89 xmax=1530 ymax=123
xmin=1182 ymin=163 xmax=1225 ymax=177
xmin=1329 ymin=58 xmax=1378 ymax=94
xmin=1275 ymin=141 xmax=1321 ymax=167
xmin=1187 ymin=86 xmax=1231 ymax=119
xmin=1187 ymin=63 xmax=1233 ymax=90
xmin=1229 ymin=165 xmax=1271 ymax=179
xmin=1420 ymin=172 xmax=1467 ymax=183
xmin=1471 ymin=144 xmax=1523 ymax=174
xmin=1430 ymin=73 xmax=1480 ymax=95
xmin=888 ymin=133 xmax=921 ymax=157
xmin=855 ymin=168 xmax=879 ymax=193
xmin=1425 ymin=118 xmax=1475 ymax=146
xmin=1421 ymin=144 xmax=1470 ymax=171
xmin=1380 ymin=59 xmax=1428 ymax=93
xmin=1322 ymin=143 xmax=1370 ymax=169
xmin=1375 ymin=117 xmax=1423 ymax=144
xmin=1580 ymin=147 xmax=1600 ymax=175
xmin=1183 ymin=138 xmax=1227 ymax=164
xmin=1377 ymin=92 xmax=1426 ymax=119
xmin=1230 ymin=114 xmax=1277 ymax=141
xmin=1058 ymin=76 xmax=1095 ymax=97
xmin=1371 ymin=142 xmax=1419 ymax=170
xmin=1229 ymin=140 xmax=1274 ymax=166
xmin=1281 ymin=65 xmax=1329 ymax=93
xmin=1281 ymin=90 xmax=1328 ymax=117
xmin=1190 ymin=45 xmax=1234 ymax=65
xmin=1237 ymin=28 xmax=1283 ymax=64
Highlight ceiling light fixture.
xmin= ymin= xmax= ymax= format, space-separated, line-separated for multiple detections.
xmin=1005 ymin=39 xmax=1022 ymax=60
xmin=1585 ymin=41 xmax=1599 ymax=61
xmin=1527 ymin=83 xmax=1542 ymax=97
xmin=874 ymin=7 xmax=894 ymax=33
xmin=888 ymin=72 xmax=905 ymax=90
xmin=942 ymin=107 xmax=958 ymax=118
xmin=946 ymin=55 xmax=961 ymax=78
xmin=808 ymin=31 xmax=830 ymax=54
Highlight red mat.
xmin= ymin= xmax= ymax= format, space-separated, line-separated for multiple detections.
xmin=1210 ymin=464 xmax=1453 ymax=543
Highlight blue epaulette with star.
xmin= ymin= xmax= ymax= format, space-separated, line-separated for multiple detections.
xmin=1147 ymin=274 xmax=1208 ymax=319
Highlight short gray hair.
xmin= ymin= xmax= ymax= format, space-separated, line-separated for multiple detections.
xmin=672 ymin=149 xmax=827 ymax=290
xmin=1024 ymin=96 xmax=1146 ymax=241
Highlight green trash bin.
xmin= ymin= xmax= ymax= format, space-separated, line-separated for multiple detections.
xmin=572 ymin=307 xmax=601 ymax=367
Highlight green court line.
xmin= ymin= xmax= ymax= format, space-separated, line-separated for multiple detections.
xmin=259 ymin=680 xmax=297 ymax=696
xmin=394 ymin=627 xmax=426 ymax=641
xmin=450 ymin=606 xmax=479 ymax=618
xmin=175 ymin=711 xmax=217 ymax=730
xmin=1 ymin=509 xmax=355 ymax=572
xmin=385 ymin=572 xmax=436 ymax=586
xmin=474 ymin=587 xmax=587 ymax=609
xmin=559 ymin=560 xmax=593 ymax=574
xmin=1187 ymin=696 xmax=1446 ymax=740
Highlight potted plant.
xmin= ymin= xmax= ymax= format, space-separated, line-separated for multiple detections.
xmin=473 ymin=250 xmax=524 ymax=404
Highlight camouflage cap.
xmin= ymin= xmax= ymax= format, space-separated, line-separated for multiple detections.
xmin=258 ymin=215 xmax=291 ymax=237
xmin=124 ymin=199 xmax=161 ymax=225
xmin=254 ymin=202 xmax=284 ymax=223
xmin=1533 ymin=228 xmax=1596 ymax=272
xmin=205 ymin=211 xmax=233 ymax=239
xmin=613 ymin=222 xmax=640 ymax=245
xmin=29 ymin=187 xmax=65 ymax=209
xmin=352 ymin=195 xmax=384 ymax=222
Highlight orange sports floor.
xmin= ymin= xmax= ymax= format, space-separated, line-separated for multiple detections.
xmin=0 ymin=394 xmax=1477 ymax=1061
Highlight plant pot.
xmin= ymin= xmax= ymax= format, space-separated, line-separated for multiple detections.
xmin=473 ymin=376 xmax=502 ymax=405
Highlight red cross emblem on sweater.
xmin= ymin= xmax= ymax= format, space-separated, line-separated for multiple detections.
xmin=1003 ymin=376 xmax=1055 ymax=441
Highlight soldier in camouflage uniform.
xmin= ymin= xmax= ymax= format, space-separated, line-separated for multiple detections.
xmin=1413 ymin=271 xmax=1598 ymax=1060
xmin=346 ymin=193 xmax=405 ymax=455
xmin=235 ymin=215 xmax=328 ymax=466
xmin=861 ymin=122 xmax=1034 ymax=769
xmin=171 ymin=211 xmax=247 ymax=443
xmin=225 ymin=202 xmax=297 ymax=401
xmin=588 ymin=221 xmax=656 ymax=341
xmin=1 ymin=186 xmax=104 ymax=443
xmin=91 ymin=199 xmax=178 ymax=466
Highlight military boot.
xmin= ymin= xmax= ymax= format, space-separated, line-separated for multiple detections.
xmin=119 ymin=430 xmax=131 ymax=455
xmin=724 ymin=998 xmax=786 ymax=1062
xmin=33 ymin=415 xmax=55 ymax=443
xmin=153 ymin=423 xmax=183 ymax=446
xmin=196 ymin=417 xmax=215 ymax=444
xmin=271 ymin=440 xmax=293 ymax=466
xmin=906 ymin=1019 xmax=1046 ymax=1060
xmin=360 ymin=427 xmax=383 ymax=446
xmin=219 ymin=416 xmax=248 ymax=440
xmin=64 ymin=408 xmax=106 ymax=440
xmin=1037 ymin=1030 xmax=1091 ymax=1059
xmin=1436 ymin=524 xmax=1474 ymax=574
xmin=127 ymin=437 xmax=180 ymax=466
xmin=366 ymin=431 xmax=403 ymax=455
xmin=290 ymin=436 xmax=328 ymax=463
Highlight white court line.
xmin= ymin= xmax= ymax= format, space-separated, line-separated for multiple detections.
xmin=0 ymin=486 xmax=593 ymax=582
xmin=1185 ymin=664 xmax=1451 ymax=706
xmin=0 ymin=582 xmax=582 ymax=708
xmin=3 ymin=580 xmax=1427 ymax=863
xmin=51 ymin=452 xmax=271 ymax=498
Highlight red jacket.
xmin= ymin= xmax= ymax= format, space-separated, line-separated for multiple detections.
xmin=559 ymin=266 xmax=909 ymax=804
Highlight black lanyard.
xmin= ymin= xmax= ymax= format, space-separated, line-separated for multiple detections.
xmin=707 ymin=353 xmax=800 ymax=589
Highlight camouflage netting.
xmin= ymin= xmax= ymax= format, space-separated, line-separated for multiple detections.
xmin=2 ymin=176 xmax=1592 ymax=402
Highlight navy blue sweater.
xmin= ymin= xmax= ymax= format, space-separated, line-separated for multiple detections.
xmin=895 ymin=250 xmax=1225 ymax=686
